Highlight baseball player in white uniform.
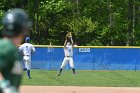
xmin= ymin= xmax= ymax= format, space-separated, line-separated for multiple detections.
xmin=57 ymin=32 xmax=75 ymax=76
xmin=19 ymin=37 xmax=35 ymax=79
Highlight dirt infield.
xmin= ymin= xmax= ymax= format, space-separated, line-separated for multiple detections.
xmin=20 ymin=86 xmax=140 ymax=93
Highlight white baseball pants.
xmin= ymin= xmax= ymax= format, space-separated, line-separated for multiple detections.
xmin=60 ymin=57 xmax=74 ymax=69
xmin=23 ymin=55 xmax=31 ymax=70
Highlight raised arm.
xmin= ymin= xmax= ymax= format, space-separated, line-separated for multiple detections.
xmin=69 ymin=32 xmax=74 ymax=47
xmin=64 ymin=37 xmax=67 ymax=48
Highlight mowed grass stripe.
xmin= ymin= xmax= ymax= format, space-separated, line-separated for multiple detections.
xmin=21 ymin=70 xmax=140 ymax=87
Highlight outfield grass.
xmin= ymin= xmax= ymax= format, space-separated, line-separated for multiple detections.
xmin=22 ymin=70 xmax=140 ymax=87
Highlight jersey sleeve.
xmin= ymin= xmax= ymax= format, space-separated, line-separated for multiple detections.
xmin=19 ymin=45 xmax=23 ymax=52
xmin=31 ymin=45 xmax=35 ymax=54
xmin=19 ymin=45 xmax=23 ymax=55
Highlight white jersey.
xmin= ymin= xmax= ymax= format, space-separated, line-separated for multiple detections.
xmin=64 ymin=45 xmax=73 ymax=56
xmin=19 ymin=43 xmax=35 ymax=56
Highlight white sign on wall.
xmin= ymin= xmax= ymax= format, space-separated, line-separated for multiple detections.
xmin=79 ymin=48 xmax=91 ymax=53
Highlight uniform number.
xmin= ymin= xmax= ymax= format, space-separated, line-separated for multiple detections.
xmin=26 ymin=46 xmax=29 ymax=51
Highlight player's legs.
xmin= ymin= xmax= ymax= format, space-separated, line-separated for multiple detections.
xmin=23 ymin=57 xmax=27 ymax=71
xmin=60 ymin=57 xmax=69 ymax=69
xmin=27 ymin=60 xmax=31 ymax=79
xmin=23 ymin=56 xmax=27 ymax=70
xmin=27 ymin=57 xmax=31 ymax=79
xmin=23 ymin=62 xmax=27 ymax=71
xmin=69 ymin=58 xmax=75 ymax=74
xmin=57 ymin=57 xmax=68 ymax=76
xmin=24 ymin=56 xmax=31 ymax=79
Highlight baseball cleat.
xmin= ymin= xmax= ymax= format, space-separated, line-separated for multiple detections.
xmin=73 ymin=73 xmax=76 ymax=76
xmin=57 ymin=73 xmax=61 ymax=76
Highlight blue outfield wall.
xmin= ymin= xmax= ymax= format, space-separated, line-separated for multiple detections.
xmin=31 ymin=46 xmax=140 ymax=70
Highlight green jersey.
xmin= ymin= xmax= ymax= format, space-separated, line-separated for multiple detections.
xmin=0 ymin=39 xmax=22 ymax=93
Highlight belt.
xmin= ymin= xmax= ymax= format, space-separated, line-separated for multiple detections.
xmin=65 ymin=56 xmax=72 ymax=57
xmin=24 ymin=55 xmax=30 ymax=56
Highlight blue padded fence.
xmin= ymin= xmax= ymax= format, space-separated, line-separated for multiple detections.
xmin=30 ymin=46 xmax=140 ymax=70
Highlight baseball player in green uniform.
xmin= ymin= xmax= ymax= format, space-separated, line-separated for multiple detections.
xmin=0 ymin=8 xmax=32 ymax=93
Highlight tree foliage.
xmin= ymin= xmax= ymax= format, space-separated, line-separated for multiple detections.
xmin=0 ymin=0 xmax=140 ymax=46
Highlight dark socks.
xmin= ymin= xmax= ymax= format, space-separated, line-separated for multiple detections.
xmin=27 ymin=70 xmax=31 ymax=79
xmin=59 ymin=68 xmax=63 ymax=74
xmin=72 ymin=68 xmax=76 ymax=74
xmin=57 ymin=68 xmax=63 ymax=76
xmin=23 ymin=68 xmax=27 ymax=71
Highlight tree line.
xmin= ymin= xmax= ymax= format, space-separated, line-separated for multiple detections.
xmin=0 ymin=0 xmax=140 ymax=46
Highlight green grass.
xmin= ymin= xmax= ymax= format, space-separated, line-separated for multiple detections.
xmin=22 ymin=70 xmax=140 ymax=87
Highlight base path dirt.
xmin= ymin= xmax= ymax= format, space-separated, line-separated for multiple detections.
xmin=20 ymin=86 xmax=140 ymax=93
